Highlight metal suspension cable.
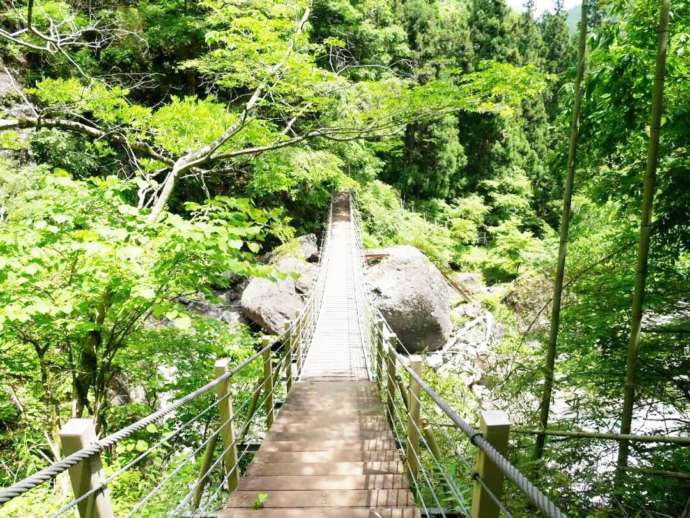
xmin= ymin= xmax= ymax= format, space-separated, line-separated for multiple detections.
xmin=393 ymin=369 xmax=472 ymax=515
xmin=51 ymin=393 xmax=224 ymax=517
xmin=125 ymin=362 xmax=290 ymax=518
xmin=191 ymin=340 xmax=294 ymax=512
xmin=375 ymin=341 xmax=471 ymax=517
xmin=384 ymin=364 xmax=445 ymax=517
xmin=123 ymin=409 xmax=237 ymax=518
xmin=349 ymin=191 xmax=566 ymax=518
xmin=172 ymin=425 xmax=246 ymax=516
xmin=473 ymin=473 xmax=513 ymax=518
xmin=388 ymin=337 xmax=566 ymax=518
xmin=0 ymin=341 xmax=286 ymax=508
xmin=379 ymin=322 xmax=470 ymax=502
xmin=372 ymin=294 xmax=562 ymax=516
xmin=53 ymin=344 xmax=288 ymax=516
xmin=196 ymin=435 xmax=254 ymax=512
xmin=371 ymin=331 xmax=449 ymax=516
xmin=172 ymin=370 xmax=282 ymax=514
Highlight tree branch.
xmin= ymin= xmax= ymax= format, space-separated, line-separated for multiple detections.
xmin=144 ymin=7 xmax=312 ymax=223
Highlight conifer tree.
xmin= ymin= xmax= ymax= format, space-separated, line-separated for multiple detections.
xmin=469 ymin=0 xmax=517 ymax=65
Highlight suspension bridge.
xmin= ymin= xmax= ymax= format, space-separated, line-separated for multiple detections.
xmin=0 ymin=193 xmax=565 ymax=518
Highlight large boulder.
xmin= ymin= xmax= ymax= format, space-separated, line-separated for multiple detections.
xmin=0 ymin=71 xmax=14 ymax=99
xmin=366 ymin=246 xmax=451 ymax=353
xmin=241 ymin=235 xmax=319 ymax=334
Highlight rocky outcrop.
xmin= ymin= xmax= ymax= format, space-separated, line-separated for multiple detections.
xmin=241 ymin=234 xmax=319 ymax=334
xmin=365 ymin=245 xmax=451 ymax=353
xmin=184 ymin=291 xmax=244 ymax=327
xmin=0 ymin=70 xmax=14 ymax=99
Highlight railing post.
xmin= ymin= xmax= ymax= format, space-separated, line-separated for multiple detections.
xmin=471 ymin=410 xmax=510 ymax=518
xmin=406 ymin=360 xmax=422 ymax=481
xmin=262 ymin=338 xmax=275 ymax=429
xmin=215 ymin=359 xmax=239 ymax=493
xmin=59 ymin=419 xmax=114 ymax=518
xmin=192 ymin=434 xmax=218 ymax=509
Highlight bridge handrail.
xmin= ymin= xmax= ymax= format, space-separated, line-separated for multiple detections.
xmin=0 ymin=338 xmax=274 ymax=506
xmin=348 ymin=190 xmax=567 ymax=518
xmin=0 ymin=196 xmax=335 ymax=511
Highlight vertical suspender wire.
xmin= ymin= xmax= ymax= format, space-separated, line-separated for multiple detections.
xmin=377 ymin=341 xmax=447 ymax=517
xmin=173 ymin=368 xmax=282 ymax=514
xmin=51 ymin=393 xmax=225 ymax=517
xmin=386 ymin=364 xmax=447 ymax=517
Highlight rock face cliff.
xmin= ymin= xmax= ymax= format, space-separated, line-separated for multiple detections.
xmin=365 ymin=245 xmax=452 ymax=353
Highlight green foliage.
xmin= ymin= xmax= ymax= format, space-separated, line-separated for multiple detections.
xmin=30 ymin=128 xmax=114 ymax=178
xmin=469 ymin=0 xmax=518 ymax=65
xmin=30 ymin=79 xmax=151 ymax=130
xmin=253 ymin=492 xmax=269 ymax=509
xmin=473 ymin=217 xmax=554 ymax=282
xmin=356 ymin=181 xmax=454 ymax=270
xmin=1 ymin=0 xmax=689 ymax=514
xmin=386 ymin=115 xmax=467 ymax=200
xmin=0 ymin=158 xmax=280 ymax=431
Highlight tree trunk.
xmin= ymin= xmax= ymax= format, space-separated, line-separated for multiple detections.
xmin=534 ymin=0 xmax=589 ymax=460
xmin=614 ymin=0 xmax=670 ymax=489
xmin=75 ymin=292 xmax=110 ymax=419
xmin=35 ymin=347 xmax=71 ymax=495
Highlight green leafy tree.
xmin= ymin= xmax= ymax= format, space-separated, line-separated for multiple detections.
xmin=0 ymin=160 xmax=280 ymax=431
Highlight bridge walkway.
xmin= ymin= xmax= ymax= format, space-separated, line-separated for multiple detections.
xmin=221 ymin=195 xmax=419 ymax=517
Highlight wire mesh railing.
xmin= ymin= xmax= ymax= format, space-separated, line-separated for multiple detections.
xmin=0 ymin=196 xmax=335 ymax=517
xmin=349 ymin=190 xmax=567 ymax=518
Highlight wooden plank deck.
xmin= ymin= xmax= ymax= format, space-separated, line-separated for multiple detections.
xmin=221 ymin=382 xmax=418 ymax=517
xmin=222 ymin=195 xmax=418 ymax=517
xmin=299 ymin=194 xmax=369 ymax=381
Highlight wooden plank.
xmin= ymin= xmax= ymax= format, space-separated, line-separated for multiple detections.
xmin=280 ymin=412 xmax=383 ymax=419
xmin=267 ymin=422 xmax=392 ymax=434
xmin=227 ymin=489 xmax=416 ymax=508
xmin=253 ymin=450 xmax=402 ymax=463
xmin=245 ymin=461 xmax=406 ymax=477
xmin=258 ymin=439 xmax=397 ymax=452
xmin=238 ymin=474 xmax=409 ymax=490
xmin=267 ymin=415 xmax=388 ymax=425
xmin=264 ymin=430 xmax=395 ymax=441
xmin=221 ymin=508 xmax=420 ymax=518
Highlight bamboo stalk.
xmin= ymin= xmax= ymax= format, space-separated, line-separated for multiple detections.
xmin=535 ymin=0 xmax=589 ymax=461
xmin=615 ymin=0 xmax=670 ymax=489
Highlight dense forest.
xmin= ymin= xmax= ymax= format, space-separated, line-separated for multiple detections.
xmin=0 ymin=0 xmax=688 ymax=516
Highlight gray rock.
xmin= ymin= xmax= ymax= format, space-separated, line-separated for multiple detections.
xmin=453 ymin=272 xmax=484 ymax=294
xmin=268 ymin=233 xmax=319 ymax=263
xmin=240 ymin=276 xmax=304 ymax=334
xmin=366 ymin=245 xmax=451 ymax=353
xmin=241 ymin=235 xmax=319 ymax=334
xmin=0 ymin=71 xmax=15 ymax=99
xmin=277 ymin=256 xmax=318 ymax=294
xmin=295 ymin=234 xmax=319 ymax=262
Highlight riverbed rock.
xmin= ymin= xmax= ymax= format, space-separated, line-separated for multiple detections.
xmin=365 ymin=245 xmax=451 ymax=353
xmin=185 ymin=291 xmax=244 ymax=327
xmin=0 ymin=71 xmax=14 ymax=99
xmin=241 ymin=235 xmax=319 ymax=334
